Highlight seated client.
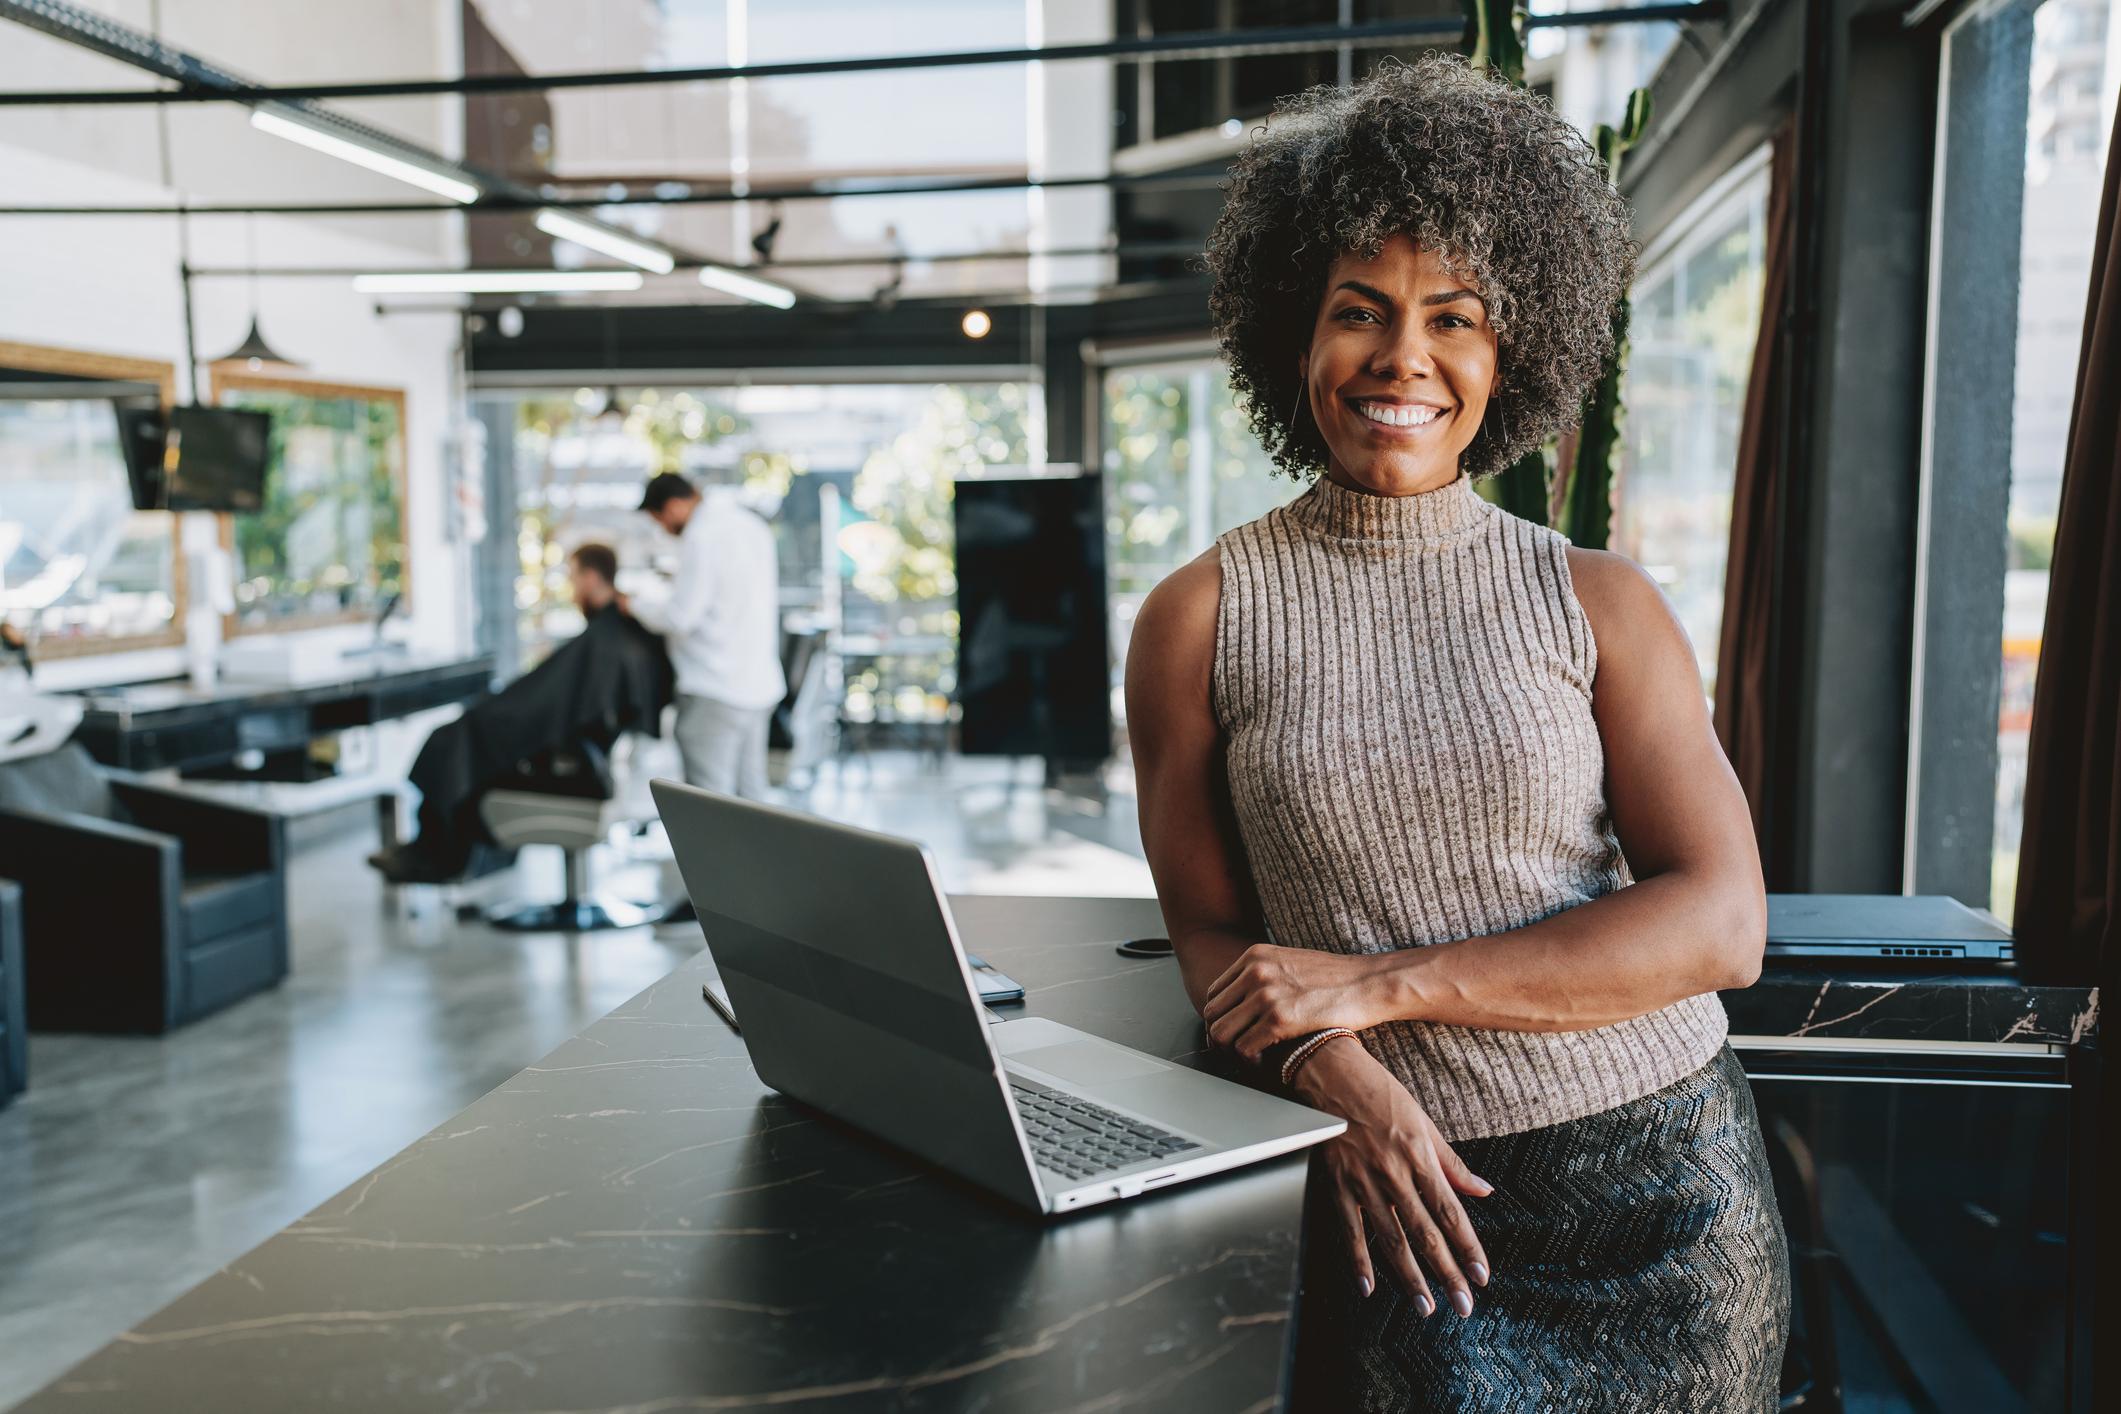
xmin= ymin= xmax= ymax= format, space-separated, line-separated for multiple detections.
xmin=369 ymin=543 xmax=674 ymax=883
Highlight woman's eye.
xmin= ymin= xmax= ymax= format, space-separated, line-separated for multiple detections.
xmin=1434 ymin=313 xmax=1472 ymax=330
xmin=1337 ymin=307 xmax=1378 ymax=325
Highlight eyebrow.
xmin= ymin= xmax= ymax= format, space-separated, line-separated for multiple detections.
xmin=1332 ymin=279 xmax=1486 ymax=309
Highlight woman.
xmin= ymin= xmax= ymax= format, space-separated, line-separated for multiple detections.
xmin=1125 ymin=54 xmax=1790 ymax=1411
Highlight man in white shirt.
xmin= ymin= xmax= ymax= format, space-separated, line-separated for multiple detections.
xmin=630 ymin=472 xmax=786 ymax=800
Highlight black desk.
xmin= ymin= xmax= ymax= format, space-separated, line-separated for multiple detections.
xmin=13 ymin=896 xmax=2101 ymax=1412
xmin=12 ymin=896 xmax=1307 ymax=1414
xmin=69 ymin=655 xmax=496 ymax=775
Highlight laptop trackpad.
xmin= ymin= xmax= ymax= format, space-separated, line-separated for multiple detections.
xmin=1010 ymin=1041 xmax=1167 ymax=1086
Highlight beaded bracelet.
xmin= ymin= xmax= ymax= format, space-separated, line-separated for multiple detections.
xmin=1279 ymin=1027 xmax=1358 ymax=1087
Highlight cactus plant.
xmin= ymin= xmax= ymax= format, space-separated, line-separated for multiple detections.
xmin=1557 ymin=89 xmax=1653 ymax=550
xmin=1456 ymin=0 xmax=1649 ymax=552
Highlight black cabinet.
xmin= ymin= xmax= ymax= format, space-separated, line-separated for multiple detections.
xmin=1739 ymin=1039 xmax=2089 ymax=1413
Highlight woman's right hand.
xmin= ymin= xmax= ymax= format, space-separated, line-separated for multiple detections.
xmin=1291 ymin=1035 xmax=1495 ymax=1317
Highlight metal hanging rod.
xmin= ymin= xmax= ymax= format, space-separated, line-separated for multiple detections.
xmin=0 ymin=170 xmax=1234 ymax=218
xmin=181 ymin=239 xmax=1206 ymax=278
xmin=0 ymin=5 xmax=1726 ymax=107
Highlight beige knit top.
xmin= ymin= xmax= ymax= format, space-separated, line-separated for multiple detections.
xmin=1213 ymin=471 xmax=1728 ymax=1141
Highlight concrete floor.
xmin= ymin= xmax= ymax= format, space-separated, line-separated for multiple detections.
xmin=0 ymin=751 xmax=1152 ymax=1409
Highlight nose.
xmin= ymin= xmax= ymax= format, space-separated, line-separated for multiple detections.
xmin=1368 ymin=318 xmax=1434 ymax=382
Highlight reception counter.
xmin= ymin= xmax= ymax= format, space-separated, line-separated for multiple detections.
xmin=12 ymin=895 xmax=2100 ymax=1412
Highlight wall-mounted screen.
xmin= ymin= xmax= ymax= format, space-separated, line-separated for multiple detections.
xmin=164 ymin=406 xmax=271 ymax=514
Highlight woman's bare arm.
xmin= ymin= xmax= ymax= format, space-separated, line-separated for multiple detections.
xmin=1123 ymin=551 xmax=1274 ymax=1014
xmin=1360 ymin=547 xmax=1765 ymax=1028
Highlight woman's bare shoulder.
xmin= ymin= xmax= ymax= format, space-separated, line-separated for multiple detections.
xmin=1564 ymin=545 xmax=1699 ymax=679
xmin=1138 ymin=546 xmax=1222 ymax=637
xmin=1127 ymin=548 xmax=1224 ymax=697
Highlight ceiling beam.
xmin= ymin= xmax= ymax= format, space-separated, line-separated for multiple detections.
xmin=0 ymin=5 xmax=1728 ymax=107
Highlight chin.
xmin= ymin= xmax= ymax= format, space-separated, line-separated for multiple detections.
xmin=1331 ymin=450 xmax=1461 ymax=495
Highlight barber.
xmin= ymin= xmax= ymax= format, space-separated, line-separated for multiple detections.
xmin=630 ymin=472 xmax=786 ymax=800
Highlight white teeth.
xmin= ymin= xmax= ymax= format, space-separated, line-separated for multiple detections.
xmin=1355 ymin=401 xmax=1441 ymax=428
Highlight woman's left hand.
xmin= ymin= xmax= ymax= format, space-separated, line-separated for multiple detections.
xmin=1201 ymin=944 xmax=1396 ymax=1061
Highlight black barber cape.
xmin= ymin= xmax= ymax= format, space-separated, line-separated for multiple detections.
xmin=406 ymin=603 xmax=674 ymax=873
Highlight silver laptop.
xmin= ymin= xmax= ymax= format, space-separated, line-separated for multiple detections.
xmin=1766 ymin=894 xmax=2014 ymax=963
xmin=651 ymin=780 xmax=1345 ymax=1216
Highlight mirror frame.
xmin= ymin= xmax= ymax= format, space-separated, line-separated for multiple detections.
xmin=207 ymin=364 xmax=412 ymax=638
xmin=0 ymin=338 xmax=185 ymax=660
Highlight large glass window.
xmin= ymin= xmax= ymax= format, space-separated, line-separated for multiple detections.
xmin=0 ymin=349 xmax=180 ymax=654
xmin=497 ymin=381 xmax=1035 ymax=736
xmin=1992 ymin=0 xmax=2117 ymax=915
xmin=468 ymin=0 xmax=1043 ymax=303
xmin=1615 ymin=149 xmax=1772 ymax=696
xmin=1100 ymin=357 xmax=1298 ymax=720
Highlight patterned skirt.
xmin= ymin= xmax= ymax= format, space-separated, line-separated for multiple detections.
xmin=1292 ymin=1044 xmax=1790 ymax=1413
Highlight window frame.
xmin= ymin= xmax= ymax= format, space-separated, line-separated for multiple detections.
xmin=1903 ymin=0 xmax=2054 ymax=908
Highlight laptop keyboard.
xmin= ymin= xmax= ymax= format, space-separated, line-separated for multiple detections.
xmin=1008 ymin=1075 xmax=1199 ymax=1181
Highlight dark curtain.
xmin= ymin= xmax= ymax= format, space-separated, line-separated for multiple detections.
xmin=2013 ymin=100 xmax=2121 ymax=991
xmin=1713 ymin=124 xmax=1798 ymax=875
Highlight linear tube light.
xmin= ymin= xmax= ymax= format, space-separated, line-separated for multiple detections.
xmin=250 ymin=108 xmax=480 ymax=204
xmin=697 ymin=264 xmax=797 ymax=309
xmin=351 ymin=271 xmax=645 ymax=294
xmin=534 ymin=210 xmax=677 ymax=274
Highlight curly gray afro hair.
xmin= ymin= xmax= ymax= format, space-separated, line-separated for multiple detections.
xmin=1205 ymin=52 xmax=1636 ymax=481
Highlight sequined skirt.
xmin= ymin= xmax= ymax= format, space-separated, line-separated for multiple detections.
xmin=1292 ymin=1044 xmax=1790 ymax=1412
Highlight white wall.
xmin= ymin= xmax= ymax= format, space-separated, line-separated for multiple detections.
xmin=1 ymin=2 xmax=475 ymax=688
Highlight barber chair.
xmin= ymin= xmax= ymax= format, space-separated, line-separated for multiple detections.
xmin=770 ymin=626 xmax=832 ymax=787
xmin=0 ymin=743 xmax=288 ymax=1033
xmin=479 ymin=742 xmax=663 ymax=932
xmin=0 ymin=879 xmax=25 ymax=1107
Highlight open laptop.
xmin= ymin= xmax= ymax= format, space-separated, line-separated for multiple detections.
xmin=652 ymin=779 xmax=1345 ymax=1216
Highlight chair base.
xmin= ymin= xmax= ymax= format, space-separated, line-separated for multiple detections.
xmin=485 ymin=895 xmax=665 ymax=932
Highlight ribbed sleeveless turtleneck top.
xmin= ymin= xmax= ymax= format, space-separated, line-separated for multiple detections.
xmin=1213 ymin=471 xmax=1728 ymax=1141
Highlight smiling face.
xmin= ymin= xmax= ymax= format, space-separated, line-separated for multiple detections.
xmin=1300 ymin=235 xmax=1500 ymax=496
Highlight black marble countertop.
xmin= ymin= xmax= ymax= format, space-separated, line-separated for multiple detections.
xmin=15 ymin=895 xmax=2100 ymax=1413
xmin=12 ymin=896 xmax=1305 ymax=1414
xmin=1721 ymin=959 xmax=2099 ymax=1048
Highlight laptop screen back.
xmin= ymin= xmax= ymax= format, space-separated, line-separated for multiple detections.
xmin=651 ymin=780 xmax=1042 ymax=1207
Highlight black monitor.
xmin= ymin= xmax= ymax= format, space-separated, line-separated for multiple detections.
xmin=113 ymin=403 xmax=168 ymax=511
xmin=163 ymin=405 xmax=270 ymax=513
xmin=953 ymin=470 xmax=1111 ymax=766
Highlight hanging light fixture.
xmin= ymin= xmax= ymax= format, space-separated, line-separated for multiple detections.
xmin=213 ymin=216 xmax=304 ymax=370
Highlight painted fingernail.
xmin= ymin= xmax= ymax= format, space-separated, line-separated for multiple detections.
xmin=1414 ymin=1292 xmax=1435 ymax=1317
xmin=1469 ymin=1262 xmax=1489 ymax=1287
xmin=1358 ymin=1275 xmax=1373 ymax=1298
xmin=1451 ymin=1289 xmax=1474 ymax=1318
xmin=1471 ymin=1175 xmax=1495 ymax=1195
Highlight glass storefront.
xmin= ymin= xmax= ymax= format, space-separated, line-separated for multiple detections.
xmin=1617 ymin=149 xmax=1772 ymax=699
xmin=490 ymin=380 xmax=1036 ymax=740
xmin=1099 ymin=357 xmax=1298 ymax=725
